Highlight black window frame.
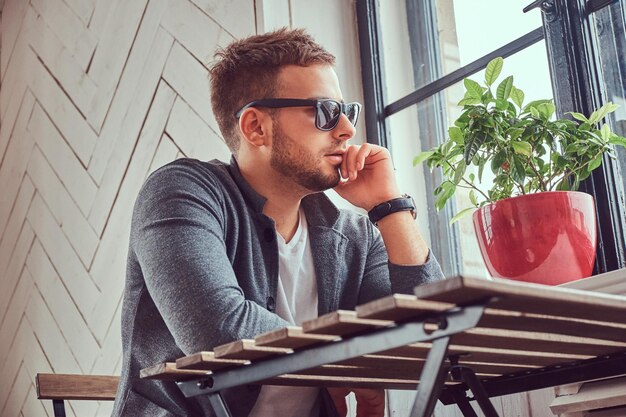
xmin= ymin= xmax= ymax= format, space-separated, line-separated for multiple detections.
xmin=356 ymin=0 xmax=626 ymax=275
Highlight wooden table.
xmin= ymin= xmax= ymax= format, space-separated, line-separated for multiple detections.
xmin=142 ymin=276 xmax=626 ymax=417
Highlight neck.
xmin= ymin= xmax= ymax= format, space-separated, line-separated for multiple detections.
xmin=238 ymin=158 xmax=308 ymax=242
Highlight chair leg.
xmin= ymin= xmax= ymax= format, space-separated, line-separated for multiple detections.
xmin=52 ymin=400 xmax=67 ymax=417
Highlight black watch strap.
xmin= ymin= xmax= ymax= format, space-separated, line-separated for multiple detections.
xmin=367 ymin=194 xmax=416 ymax=225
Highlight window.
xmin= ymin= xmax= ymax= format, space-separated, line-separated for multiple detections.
xmin=357 ymin=0 xmax=626 ymax=277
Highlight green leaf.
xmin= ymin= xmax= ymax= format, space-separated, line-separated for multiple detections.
xmin=556 ymin=178 xmax=571 ymax=191
xmin=600 ymin=124 xmax=611 ymax=142
xmin=469 ymin=190 xmax=478 ymax=206
xmin=485 ymin=57 xmax=504 ymax=86
xmin=464 ymin=78 xmax=483 ymax=98
xmin=568 ymin=112 xmax=589 ymax=123
xmin=458 ymin=97 xmax=482 ymax=106
xmin=448 ymin=126 xmax=464 ymax=143
xmin=413 ymin=151 xmax=434 ymax=166
xmin=588 ymin=154 xmax=603 ymax=171
xmin=510 ymin=86 xmax=525 ymax=108
xmin=463 ymin=132 xmax=486 ymax=165
xmin=523 ymin=99 xmax=553 ymax=114
xmin=496 ymin=76 xmax=514 ymax=100
xmin=495 ymin=99 xmax=509 ymax=111
xmin=435 ymin=182 xmax=456 ymax=211
xmin=511 ymin=141 xmax=532 ymax=156
xmin=536 ymin=102 xmax=555 ymax=120
xmin=512 ymin=155 xmax=526 ymax=183
xmin=530 ymin=107 xmax=540 ymax=118
xmin=507 ymin=127 xmax=525 ymax=141
xmin=609 ymin=136 xmax=626 ymax=147
xmin=589 ymin=102 xmax=620 ymax=125
xmin=449 ymin=207 xmax=475 ymax=224
xmin=453 ymin=160 xmax=466 ymax=184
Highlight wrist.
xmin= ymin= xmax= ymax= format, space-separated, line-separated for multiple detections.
xmin=367 ymin=194 xmax=416 ymax=226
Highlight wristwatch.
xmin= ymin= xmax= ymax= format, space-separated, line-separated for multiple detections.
xmin=367 ymin=194 xmax=417 ymax=225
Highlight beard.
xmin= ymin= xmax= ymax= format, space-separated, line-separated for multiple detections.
xmin=269 ymin=121 xmax=341 ymax=192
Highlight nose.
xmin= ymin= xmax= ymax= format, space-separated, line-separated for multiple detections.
xmin=332 ymin=113 xmax=356 ymax=142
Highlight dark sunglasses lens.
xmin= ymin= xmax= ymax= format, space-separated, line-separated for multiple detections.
xmin=346 ymin=103 xmax=360 ymax=126
xmin=317 ymin=101 xmax=342 ymax=130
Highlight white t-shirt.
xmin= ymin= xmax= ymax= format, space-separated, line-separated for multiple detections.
xmin=249 ymin=210 xmax=320 ymax=417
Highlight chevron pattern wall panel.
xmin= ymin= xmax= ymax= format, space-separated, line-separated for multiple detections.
xmin=0 ymin=0 xmax=254 ymax=415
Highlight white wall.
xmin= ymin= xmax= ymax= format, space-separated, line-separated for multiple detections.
xmin=0 ymin=1 xmax=368 ymax=416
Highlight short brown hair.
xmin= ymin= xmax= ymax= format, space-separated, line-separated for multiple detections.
xmin=208 ymin=28 xmax=336 ymax=154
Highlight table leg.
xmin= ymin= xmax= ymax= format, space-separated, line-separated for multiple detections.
xmin=196 ymin=392 xmax=232 ymax=417
xmin=409 ymin=336 xmax=451 ymax=417
xmin=459 ymin=367 xmax=499 ymax=417
xmin=450 ymin=386 xmax=479 ymax=417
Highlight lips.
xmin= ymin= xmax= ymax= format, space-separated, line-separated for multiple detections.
xmin=324 ymin=152 xmax=344 ymax=164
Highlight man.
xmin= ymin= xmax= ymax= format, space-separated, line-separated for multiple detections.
xmin=111 ymin=28 xmax=443 ymax=417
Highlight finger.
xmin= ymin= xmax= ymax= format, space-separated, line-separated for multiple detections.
xmin=355 ymin=143 xmax=373 ymax=171
xmin=342 ymin=145 xmax=360 ymax=180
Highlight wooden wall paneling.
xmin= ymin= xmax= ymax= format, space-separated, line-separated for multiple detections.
xmin=160 ymin=0 xmax=229 ymax=65
xmin=147 ymin=134 xmax=181 ymax=178
xmin=0 ymin=222 xmax=34 ymax=328
xmin=20 ymin=325 xmax=56 ymax=417
xmin=27 ymin=240 xmax=100 ymax=372
xmin=28 ymin=103 xmax=97 ymax=216
xmin=85 ymin=0 xmax=149 ymax=131
xmin=26 ymin=145 xmax=99 ymax=267
xmin=86 ymin=0 xmax=169 ymax=184
xmin=189 ymin=0 xmax=256 ymax=39
xmin=0 ymin=174 xmax=34 ymax=297
xmin=0 ymin=318 xmax=34 ymax=412
xmin=26 ymin=5 xmax=98 ymax=114
xmin=28 ymin=48 xmax=97 ymax=165
xmin=255 ymin=0 xmax=291 ymax=33
xmin=0 ymin=0 xmax=28 ymax=80
xmin=29 ymin=0 xmax=97 ymax=71
xmin=90 ymin=302 xmax=122 ymax=375
xmin=86 ymin=0 xmax=119 ymax=38
xmin=0 ymin=91 xmax=35 ymax=235
xmin=161 ymin=41 xmax=217 ymax=131
xmin=0 ymin=43 xmax=31 ymax=156
xmin=1 ymin=364 xmax=32 ymax=417
xmin=19 ymin=385 xmax=49 ymax=417
xmin=26 ymin=194 xmax=99 ymax=317
xmin=62 ymin=0 xmax=95 ymax=26
xmin=0 ymin=268 xmax=34 ymax=366
xmin=87 ymin=81 xmax=176 ymax=341
xmin=25 ymin=283 xmax=83 ymax=374
xmin=165 ymin=96 xmax=230 ymax=161
xmin=87 ymin=28 xmax=174 ymax=235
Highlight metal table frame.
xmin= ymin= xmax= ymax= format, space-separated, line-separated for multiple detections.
xmin=175 ymin=301 xmax=626 ymax=417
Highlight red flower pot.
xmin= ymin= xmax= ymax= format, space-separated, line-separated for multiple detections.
xmin=472 ymin=191 xmax=597 ymax=285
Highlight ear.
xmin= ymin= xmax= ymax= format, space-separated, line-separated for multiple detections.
xmin=238 ymin=108 xmax=271 ymax=148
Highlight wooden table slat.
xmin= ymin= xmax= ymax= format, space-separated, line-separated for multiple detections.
xmin=255 ymin=326 xmax=338 ymax=349
xmin=175 ymin=352 xmax=249 ymax=371
xmin=302 ymin=310 xmax=392 ymax=335
xmin=140 ymin=363 xmax=209 ymax=381
xmin=414 ymin=276 xmax=626 ymax=325
xmin=213 ymin=339 xmax=293 ymax=360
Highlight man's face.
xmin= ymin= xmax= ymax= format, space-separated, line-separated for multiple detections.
xmin=267 ymin=64 xmax=356 ymax=192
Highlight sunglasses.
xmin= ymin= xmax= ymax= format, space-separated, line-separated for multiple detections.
xmin=235 ymin=98 xmax=362 ymax=131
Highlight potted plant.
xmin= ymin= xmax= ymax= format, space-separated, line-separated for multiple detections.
xmin=414 ymin=57 xmax=626 ymax=285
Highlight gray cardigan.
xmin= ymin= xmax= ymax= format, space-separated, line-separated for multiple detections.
xmin=111 ymin=157 xmax=444 ymax=417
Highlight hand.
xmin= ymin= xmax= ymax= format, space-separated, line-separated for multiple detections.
xmin=333 ymin=144 xmax=401 ymax=211
xmin=328 ymin=387 xmax=385 ymax=417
